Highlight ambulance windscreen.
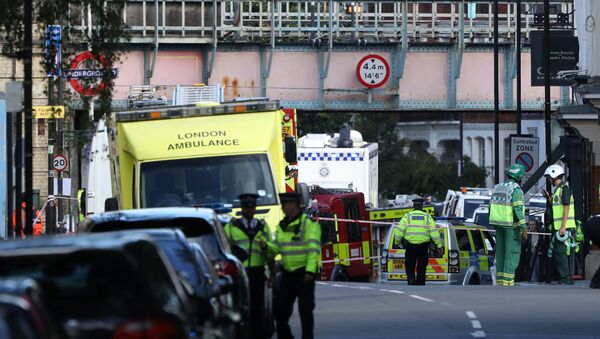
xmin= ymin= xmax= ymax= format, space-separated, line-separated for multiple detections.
xmin=140 ymin=154 xmax=277 ymax=208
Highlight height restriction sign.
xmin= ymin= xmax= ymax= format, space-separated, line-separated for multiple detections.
xmin=356 ymin=54 xmax=390 ymax=89
xmin=509 ymin=136 xmax=539 ymax=180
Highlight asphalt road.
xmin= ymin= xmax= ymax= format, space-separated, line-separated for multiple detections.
xmin=288 ymin=281 xmax=600 ymax=339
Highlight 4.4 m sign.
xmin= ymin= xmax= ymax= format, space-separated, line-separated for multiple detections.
xmin=356 ymin=54 xmax=390 ymax=89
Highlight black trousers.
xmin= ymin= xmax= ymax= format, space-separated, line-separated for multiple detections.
xmin=247 ymin=267 xmax=266 ymax=339
xmin=405 ymin=242 xmax=430 ymax=285
xmin=274 ymin=268 xmax=315 ymax=339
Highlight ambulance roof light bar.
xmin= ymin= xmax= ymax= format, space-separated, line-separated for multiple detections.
xmin=115 ymin=101 xmax=280 ymax=122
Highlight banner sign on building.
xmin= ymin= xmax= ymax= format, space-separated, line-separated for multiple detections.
xmin=530 ymin=31 xmax=579 ymax=86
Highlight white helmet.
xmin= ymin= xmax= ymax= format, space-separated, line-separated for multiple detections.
xmin=544 ymin=164 xmax=565 ymax=179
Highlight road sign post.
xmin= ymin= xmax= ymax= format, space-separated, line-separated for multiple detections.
xmin=509 ymin=135 xmax=540 ymax=183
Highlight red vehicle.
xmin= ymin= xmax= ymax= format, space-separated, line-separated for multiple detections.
xmin=309 ymin=189 xmax=373 ymax=281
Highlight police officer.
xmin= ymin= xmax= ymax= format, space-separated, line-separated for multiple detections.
xmin=544 ymin=164 xmax=576 ymax=285
xmin=393 ymin=198 xmax=442 ymax=286
xmin=224 ymin=193 xmax=275 ymax=339
xmin=489 ymin=164 xmax=527 ymax=286
xmin=273 ymin=192 xmax=321 ymax=339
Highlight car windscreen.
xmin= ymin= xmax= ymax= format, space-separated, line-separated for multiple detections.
xmin=140 ymin=154 xmax=277 ymax=208
xmin=87 ymin=218 xmax=214 ymax=238
xmin=464 ymin=199 xmax=489 ymax=219
xmin=0 ymin=251 xmax=145 ymax=320
xmin=155 ymin=239 xmax=203 ymax=290
xmin=188 ymin=234 xmax=224 ymax=262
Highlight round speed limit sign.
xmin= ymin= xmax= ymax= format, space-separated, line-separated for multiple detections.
xmin=356 ymin=54 xmax=390 ymax=89
xmin=53 ymin=155 xmax=68 ymax=172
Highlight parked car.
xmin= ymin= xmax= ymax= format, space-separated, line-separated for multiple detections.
xmin=381 ymin=218 xmax=496 ymax=285
xmin=0 ymin=233 xmax=193 ymax=339
xmin=79 ymin=207 xmax=251 ymax=337
xmin=109 ymin=228 xmax=238 ymax=338
xmin=0 ymin=279 xmax=64 ymax=339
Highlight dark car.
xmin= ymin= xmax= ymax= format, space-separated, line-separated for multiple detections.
xmin=113 ymin=228 xmax=238 ymax=338
xmin=79 ymin=207 xmax=251 ymax=337
xmin=0 ymin=279 xmax=64 ymax=339
xmin=0 ymin=233 xmax=192 ymax=339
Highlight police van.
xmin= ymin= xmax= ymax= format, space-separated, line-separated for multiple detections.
xmin=380 ymin=218 xmax=495 ymax=285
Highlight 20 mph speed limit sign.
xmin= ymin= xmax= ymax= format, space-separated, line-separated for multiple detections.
xmin=356 ymin=54 xmax=390 ymax=89
xmin=53 ymin=155 xmax=68 ymax=172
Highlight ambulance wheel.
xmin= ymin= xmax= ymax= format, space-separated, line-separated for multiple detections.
xmin=331 ymin=265 xmax=348 ymax=281
xmin=468 ymin=274 xmax=480 ymax=285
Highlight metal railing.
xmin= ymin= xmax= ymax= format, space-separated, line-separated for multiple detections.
xmin=66 ymin=0 xmax=573 ymax=43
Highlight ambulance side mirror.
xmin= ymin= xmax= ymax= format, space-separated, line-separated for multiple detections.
xmin=284 ymin=136 xmax=297 ymax=163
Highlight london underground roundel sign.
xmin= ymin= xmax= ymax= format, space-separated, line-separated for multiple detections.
xmin=68 ymin=52 xmax=111 ymax=97
xmin=356 ymin=54 xmax=390 ymax=89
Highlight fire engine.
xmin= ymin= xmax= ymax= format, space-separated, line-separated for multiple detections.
xmin=308 ymin=187 xmax=373 ymax=282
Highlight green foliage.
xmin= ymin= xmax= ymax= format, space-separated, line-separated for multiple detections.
xmin=298 ymin=112 xmax=487 ymax=201
xmin=1 ymin=0 xmax=129 ymax=119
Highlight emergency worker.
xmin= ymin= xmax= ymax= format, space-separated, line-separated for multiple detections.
xmin=224 ymin=193 xmax=275 ymax=339
xmin=11 ymin=193 xmax=44 ymax=237
xmin=273 ymin=192 xmax=321 ymax=339
xmin=489 ymin=164 xmax=527 ymax=286
xmin=393 ymin=198 xmax=442 ymax=285
xmin=544 ymin=164 xmax=576 ymax=285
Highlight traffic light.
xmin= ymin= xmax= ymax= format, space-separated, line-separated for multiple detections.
xmin=45 ymin=25 xmax=62 ymax=77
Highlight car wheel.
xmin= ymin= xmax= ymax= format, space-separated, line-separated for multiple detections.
xmin=468 ymin=274 xmax=480 ymax=285
xmin=331 ymin=265 xmax=348 ymax=282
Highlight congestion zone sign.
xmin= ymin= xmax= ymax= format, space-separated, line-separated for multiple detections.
xmin=356 ymin=54 xmax=390 ymax=89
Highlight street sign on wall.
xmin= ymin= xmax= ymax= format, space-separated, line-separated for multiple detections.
xmin=509 ymin=136 xmax=539 ymax=182
xmin=33 ymin=106 xmax=65 ymax=119
xmin=356 ymin=54 xmax=390 ymax=89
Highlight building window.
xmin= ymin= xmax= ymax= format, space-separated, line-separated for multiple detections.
xmin=476 ymin=137 xmax=485 ymax=167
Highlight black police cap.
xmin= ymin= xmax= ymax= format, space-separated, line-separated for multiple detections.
xmin=412 ymin=198 xmax=425 ymax=204
xmin=238 ymin=193 xmax=259 ymax=207
xmin=278 ymin=192 xmax=302 ymax=204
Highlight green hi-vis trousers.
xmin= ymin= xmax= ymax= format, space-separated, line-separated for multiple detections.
xmin=494 ymin=227 xmax=522 ymax=286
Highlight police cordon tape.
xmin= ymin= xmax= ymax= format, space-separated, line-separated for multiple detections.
xmin=315 ymin=214 xmax=553 ymax=265
xmin=312 ymin=216 xmax=553 ymax=236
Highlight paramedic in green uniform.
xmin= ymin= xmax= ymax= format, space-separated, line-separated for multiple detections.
xmin=489 ymin=164 xmax=527 ymax=286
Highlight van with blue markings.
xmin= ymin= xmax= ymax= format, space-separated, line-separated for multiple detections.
xmin=380 ymin=218 xmax=496 ymax=285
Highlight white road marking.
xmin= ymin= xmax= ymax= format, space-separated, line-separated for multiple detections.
xmin=471 ymin=320 xmax=482 ymax=329
xmin=316 ymin=282 xmax=328 ymax=285
xmin=331 ymin=284 xmax=346 ymax=288
xmin=466 ymin=311 xmax=477 ymax=319
xmin=409 ymin=295 xmax=434 ymax=302
xmin=387 ymin=290 xmax=405 ymax=294
xmin=471 ymin=330 xmax=486 ymax=338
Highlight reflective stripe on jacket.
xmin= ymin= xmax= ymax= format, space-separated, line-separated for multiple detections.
xmin=552 ymin=185 xmax=576 ymax=230
xmin=393 ymin=210 xmax=442 ymax=247
xmin=273 ymin=213 xmax=322 ymax=273
xmin=489 ymin=180 xmax=526 ymax=229
xmin=224 ymin=218 xmax=276 ymax=268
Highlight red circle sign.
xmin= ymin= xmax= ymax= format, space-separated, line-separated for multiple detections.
xmin=69 ymin=52 xmax=110 ymax=96
xmin=53 ymin=155 xmax=68 ymax=172
xmin=515 ymin=152 xmax=534 ymax=172
xmin=356 ymin=54 xmax=390 ymax=89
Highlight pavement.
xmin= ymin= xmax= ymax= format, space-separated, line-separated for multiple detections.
xmin=287 ymin=280 xmax=600 ymax=339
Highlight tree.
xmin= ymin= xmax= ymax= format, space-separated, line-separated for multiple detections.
xmin=298 ymin=112 xmax=486 ymax=201
xmin=0 ymin=0 xmax=129 ymax=118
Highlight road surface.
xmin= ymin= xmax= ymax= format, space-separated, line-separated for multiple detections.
xmin=288 ymin=281 xmax=599 ymax=338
